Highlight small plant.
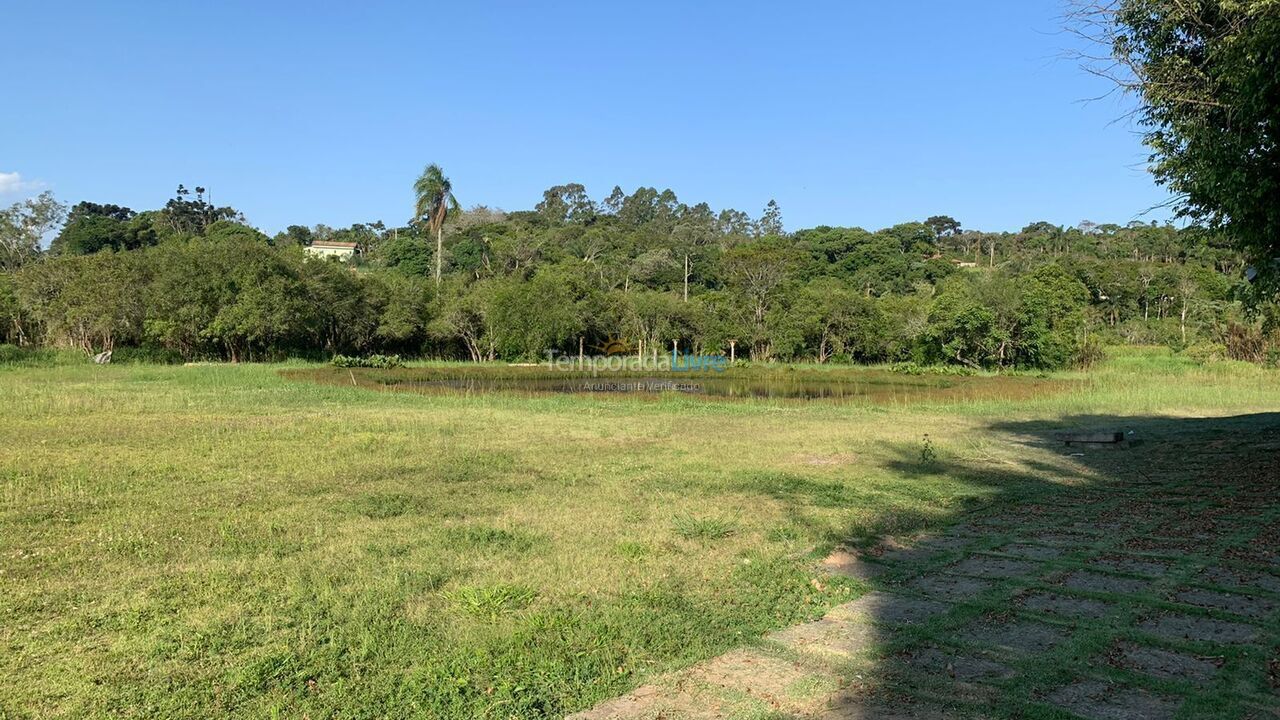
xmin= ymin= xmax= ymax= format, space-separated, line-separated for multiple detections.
xmin=331 ymin=354 xmax=404 ymax=369
xmin=672 ymin=515 xmax=736 ymax=541
xmin=615 ymin=540 xmax=649 ymax=559
xmin=919 ymin=434 xmax=937 ymax=465
xmin=1073 ymin=334 xmax=1106 ymax=368
xmin=442 ymin=584 xmax=536 ymax=620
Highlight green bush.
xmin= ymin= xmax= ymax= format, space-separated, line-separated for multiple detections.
xmin=1073 ymin=334 xmax=1106 ymax=368
xmin=888 ymin=361 xmax=975 ymax=376
xmin=0 ymin=344 xmax=86 ymax=367
xmin=331 ymin=353 xmax=404 ymax=369
xmin=1182 ymin=342 xmax=1228 ymax=365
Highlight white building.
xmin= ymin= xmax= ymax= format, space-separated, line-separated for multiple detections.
xmin=306 ymin=241 xmax=358 ymax=261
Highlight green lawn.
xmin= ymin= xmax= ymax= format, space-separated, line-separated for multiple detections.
xmin=1 ymin=349 xmax=1277 ymax=719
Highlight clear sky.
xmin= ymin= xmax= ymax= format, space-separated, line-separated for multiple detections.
xmin=2 ymin=1 xmax=1173 ymax=235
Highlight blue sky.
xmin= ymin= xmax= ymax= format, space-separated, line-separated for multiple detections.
xmin=1 ymin=1 xmax=1172 ymax=234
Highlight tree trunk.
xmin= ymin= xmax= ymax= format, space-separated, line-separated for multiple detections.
xmin=435 ymin=226 xmax=443 ymax=286
xmin=683 ymin=254 xmax=690 ymax=302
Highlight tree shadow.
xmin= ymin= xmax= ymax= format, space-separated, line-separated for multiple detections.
xmin=803 ymin=411 xmax=1280 ymax=718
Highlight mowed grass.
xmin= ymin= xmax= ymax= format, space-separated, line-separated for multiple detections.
xmin=1 ymin=349 xmax=1277 ymax=718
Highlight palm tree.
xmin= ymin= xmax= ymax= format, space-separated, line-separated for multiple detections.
xmin=413 ymin=163 xmax=459 ymax=286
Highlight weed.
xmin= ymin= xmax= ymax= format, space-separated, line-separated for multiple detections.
xmin=442 ymin=584 xmax=537 ymax=620
xmin=673 ymin=515 xmax=737 ymax=541
xmin=920 ymin=434 xmax=937 ymax=465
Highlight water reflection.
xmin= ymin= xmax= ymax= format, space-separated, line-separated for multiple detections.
xmin=394 ymin=374 xmax=1053 ymax=402
xmin=286 ymin=367 xmax=1070 ymax=404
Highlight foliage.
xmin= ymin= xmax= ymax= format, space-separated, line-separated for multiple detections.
xmin=0 ymin=343 xmax=85 ymax=367
xmin=162 ymin=184 xmax=241 ymax=236
xmin=3 ymin=181 xmax=1276 ymax=368
xmin=0 ymin=192 xmax=66 ymax=270
xmin=888 ymin=361 xmax=975 ymax=377
xmin=330 ymin=353 xmax=404 ymax=369
xmin=14 ymin=250 xmax=145 ymax=354
xmin=1079 ymin=0 xmax=1280 ymax=285
xmin=414 ymin=164 xmax=460 ymax=285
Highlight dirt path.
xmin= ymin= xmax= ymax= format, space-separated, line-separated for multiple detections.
xmin=568 ymin=417 xmax=1280 ymax=719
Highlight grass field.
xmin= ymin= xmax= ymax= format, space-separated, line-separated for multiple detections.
xmin=1 ymin=349 xmax=1277 ymax=719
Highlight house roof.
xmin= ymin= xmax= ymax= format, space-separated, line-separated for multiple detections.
xmin=310 ymin=241 xmax=358 ymax=249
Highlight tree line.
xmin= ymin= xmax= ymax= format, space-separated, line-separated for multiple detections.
xmin=0 ymin=178 xmax=1275 ymax=369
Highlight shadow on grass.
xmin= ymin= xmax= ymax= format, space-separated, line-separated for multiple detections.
xmin=803 ymin=412 xmax=1280 ymax=719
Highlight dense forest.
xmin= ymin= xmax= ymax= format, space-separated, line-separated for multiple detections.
xmin=1 ymin=179 xmax=1276 ymax=369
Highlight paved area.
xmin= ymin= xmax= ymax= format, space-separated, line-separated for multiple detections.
xmin=568 ymin=415 xmax=1280 ymax=719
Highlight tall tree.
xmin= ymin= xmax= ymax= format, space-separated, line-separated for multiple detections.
xmin=413 ymin=163 xmax=460 ymax=286
xmin=0 ymin=192 xmax=66 ymax=270
xmin=757 ymin=199 xmax=784 ymax=237
xmin=163 ymin=185 xmax=240 ymax=236
xmin=1071 ymin=0 xmax=1280 ymax=284
xmin=50 ymin=202 xmax=137 ymax=255
xmin=924 ymin=215 xmax=961 ymax=238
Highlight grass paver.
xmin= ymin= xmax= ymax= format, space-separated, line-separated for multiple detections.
xmin=898 ymin=646 xmax=1017 ymax=683
xmin=906 ymin=574 xmax=996 ymax=601
xmin=1020 ymin=590 xmax=1115 ymax=620
xmin=1060 ymin=570 xmax=1153 ymax=596
xmin=1045 ymin=678 xmax=1183 ymax=720
xmin=827 ymin=592 xmax=951 ymax=627
xmin=1171 ymin=587 xmax=1279 ymax=621
xmin=1091 ymin=554 xmax=1179 ymax=578
xmin=957 ymin=615 xmax=1071 ymax=656
xmin=993 ymin=543 xmax=1067 ymax=560
xmin=1136 ymin=612 xmax=1262 ymax=645
xmin=947 ymin=556 xmax=1043 ymax=579
xmin=766 ymin=617 xmax=879 ymax=661
xmin=1106 ymin=641 xmax=1222 ymax=685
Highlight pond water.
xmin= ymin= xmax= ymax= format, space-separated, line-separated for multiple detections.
xmin=287 ymin=367 xmax=1070 ymax=404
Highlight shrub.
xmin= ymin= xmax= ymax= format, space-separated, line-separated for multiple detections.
xmin=1182 ymin=342 xmax=1228 ymax=365
xmin=672 ymin=515 xmax=736 ymax=541
xmin=331 ymin=353 xmax=404 ymax=369
xmin=1073 ymin=334 xmax=1106 ymax=368
xmin=0 ymin=344 xmax=86 ymax=367
xmin=1221 ymin=321 xmax=1279 ymax=363
xmin=888 ymin=361 xmax=974 ymax=376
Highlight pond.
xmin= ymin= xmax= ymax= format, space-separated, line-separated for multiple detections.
xmin=285 ymin=366 xmax=1073 ymax=404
